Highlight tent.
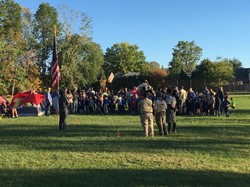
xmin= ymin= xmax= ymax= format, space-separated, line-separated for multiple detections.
xmin=11 ymin=91 xmax=46 ymax=116
xmin=0 ymin=96 xmax=8 ymax=104
xmin=17 ymin=105 xmax=45 ymax=116
xmin=51 ymin=92 xmax=59 ymax=114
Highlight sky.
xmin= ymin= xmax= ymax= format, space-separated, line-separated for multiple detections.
xmin=15 ymin=0 xmax=250 ymax=68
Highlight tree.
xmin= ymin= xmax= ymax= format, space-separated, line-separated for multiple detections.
xmin=169 ymin=41 xmax=202 ymax=78
xmin=148 ymin=61 xmax=161 ymax=70
xmin=0 ymin=0 xmax=22 ymax=35
xmin=21 ymin=7 xmax=36 ymax=48
xmin=58 ymin=4 xmax=92 ymax=40
xmin=227 ymin=58 xmax=243 ymax=69
xmin=0 ymin=0 xmax=24 ymax=95
xmin=55 ymin=5 xmax=96 ymax=89
xmin=60 ymin=34 xmax=104 ymax=89
xmin=194 ymin=58 xmax=214 ymax=86
xmin=0 ymin=1 xmax=42 ymax=95
xmin=33 ymin=3 xmax=61 ymax=80
xmin=212 ymin=59 xmax=234 ymax=87
xmin=148 ymin=62 xmax=168 ymax=88
xmin=104 ymin=42 xmax=147 ymax=74
xmin=194 ymin=58 xmax=234 ymax=87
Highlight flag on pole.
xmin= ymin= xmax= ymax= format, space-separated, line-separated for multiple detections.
xmin=51 ymin=27 xmax=60 ymax=89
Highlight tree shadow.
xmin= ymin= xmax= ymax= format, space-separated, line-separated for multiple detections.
xmin=0 ymin=124 xmax=249 ymax=155
xmin=0 ymin=168 xmax=249 ymax=187
xmin=229 ymin=109 xmax=250 ymax=116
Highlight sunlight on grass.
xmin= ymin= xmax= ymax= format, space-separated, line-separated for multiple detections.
xmin=0 ymin=95 xmax=250 ymax=186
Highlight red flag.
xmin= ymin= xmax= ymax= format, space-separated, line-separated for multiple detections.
xmin=51 ymin=29 xmax=60 ymax=89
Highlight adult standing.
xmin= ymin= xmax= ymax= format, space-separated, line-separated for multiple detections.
xmin=138 ymin=91 xmax=154 ymax=137
xmin=165 ymin=88 xmax=177 ymax=133
xmin=59 ymin=89 xmax=69 ymax=130
xmin=45 ymin=87 xmax=52 ymax=116
xmin=216 ymin=87 xmax=224 ymax=115
xmin=178 ymin=85 xmax=187 ymax=115
xmin=154 ymin=92 xmax=167 ymax=136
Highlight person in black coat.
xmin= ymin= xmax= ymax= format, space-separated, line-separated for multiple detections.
xmin=59 ymin=89 xmax=69 ymax=130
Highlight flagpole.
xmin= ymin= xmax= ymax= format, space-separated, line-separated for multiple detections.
xmin=53 ymin=25 xmax=60 ymax=129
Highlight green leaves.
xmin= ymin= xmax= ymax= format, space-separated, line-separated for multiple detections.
xmin=59 ymin=34 xmax=104 ymax=89
xmin=33 ymin=3 xmax=61 ymax=78
xmin=169 ymin=41 xmax=202 ymax=78
xmin=195 ymin=58 xmax=235 ymax=87
xmin=104 ymin=42 xmax=147 ymax=74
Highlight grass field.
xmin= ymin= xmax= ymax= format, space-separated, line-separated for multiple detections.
xmin=0 ymin=95 xmax=250 ymax=187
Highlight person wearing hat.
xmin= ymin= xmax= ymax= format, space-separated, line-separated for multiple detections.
xmin=154 ymin=92 xmax=168 ymax=136
xmin=138 ymin=91 xmax=154 ymax=137
xmin=59 ymin=89 xmax=69 ymax=130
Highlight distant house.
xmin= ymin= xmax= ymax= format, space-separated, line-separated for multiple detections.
xmin=226 ymin=68 xmax=250 ymax=92
xmin=235 ymin=68 xmax=250 ymax=84
xmin=122 ymin=72 xmax=140 ymax=77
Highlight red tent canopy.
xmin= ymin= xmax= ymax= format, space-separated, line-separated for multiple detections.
xmin=10 ymin=91 xmax=45 ymax=108
xmin=0 ymin=96 xmax=8 ymax=104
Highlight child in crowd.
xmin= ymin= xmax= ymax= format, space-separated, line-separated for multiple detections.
xmin=230 ymin=97 xmax=236 ymax=109
xmin=222 ymin=97 xmax=231 ymax=117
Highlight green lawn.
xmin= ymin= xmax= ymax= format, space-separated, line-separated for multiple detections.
xmin=0 ymin=95 xmax=250 ymax=187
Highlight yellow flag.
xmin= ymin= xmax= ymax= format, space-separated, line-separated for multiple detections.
xmin=108 ymin=72 xmax=115 ymax=83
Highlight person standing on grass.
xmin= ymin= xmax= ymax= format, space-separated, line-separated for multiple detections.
xmin=165 ymin=88 xmax=177 ymax=133
xmin=59 ymin=89 xmax=69 ymax=130
xmin=11 ymin=99 xmax=20 ymax=118
xmin=216 ymin=87 xmax=224 ymax=114
xmin=178 ymin=85 xmax=187 ymax=115
xmin=138 ymin=91 xmax=154 ymax=137
xmin=230 ymin=97 xmax=236 ymax=109
xmin=214 ymin=92 xmax=221 ymax=116
xmin=154 ymin=92 xmax=167 ymax=136
xmin=45 ymin=87 xmax=52 ymax=116
xmin=221 ymin=96 xmax=231 ymax=117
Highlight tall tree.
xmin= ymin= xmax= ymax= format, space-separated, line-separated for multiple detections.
xmin=104 ymin=42 xmax=147 ymax=74
xmin=33 ymin=3 xmax=60 ymax=80
xmin=0 ymin=0 xmax=25 ymax=95
xmin=58 ymin=6 xmax=95 ymax=89
xmin=58 ymin=4 xmax=92 ymax=40
xmin=194 ymin=58 xmax=214 ymax=86
xmin=0 ymin=0 xmax=22 ymax=35
xmin=60 ymin=34 xmax=104 ymax=89
xmin=21 ymin=7 xmax=36 ymax=47
xmin=169 ymin=41 xmax=202 ymax=78
xmin=212 ymin=59 xmax=234 ymax=87
xmin=227 ymin=58 xmax=242 ymax=69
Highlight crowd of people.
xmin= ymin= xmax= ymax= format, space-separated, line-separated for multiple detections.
xmin=1 ymin=81 xmax=236 ymax=135
xmin=57 ymin=84 xmax=235 ymax=118
xmin=45 ymin=81 xmax=234 ymax=136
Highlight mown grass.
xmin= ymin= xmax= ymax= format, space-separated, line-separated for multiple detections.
xmin=0 ymin=95 xmax=249 ymax=187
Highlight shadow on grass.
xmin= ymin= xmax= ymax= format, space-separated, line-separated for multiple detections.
xmin=0 ymin=124 xmax=249 ymax=154
xmin=229 ymin=109 xmax=250 ymax=115
xmin=1 ymin=122 xmax=249 ymax=137
xmin=0 ymin=168 xmax=249 ymax=187
xmin=178 ymin=115 xmax=250 ymax=125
